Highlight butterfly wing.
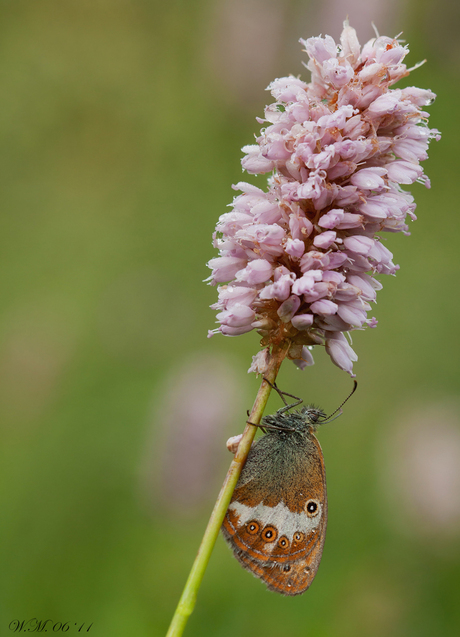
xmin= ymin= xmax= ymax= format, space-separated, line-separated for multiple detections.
xmin=222 ymin=431 xmax=327 ymax=595
xmin=233 ymin=551 xmax=323 ymax=596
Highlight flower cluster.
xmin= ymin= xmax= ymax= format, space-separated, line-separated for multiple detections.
xmin=207 ymin=21 xmax=440 ymax=375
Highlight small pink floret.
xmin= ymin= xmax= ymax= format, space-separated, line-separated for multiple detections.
xmin=313 ymin=231 xmax=337 ymax=249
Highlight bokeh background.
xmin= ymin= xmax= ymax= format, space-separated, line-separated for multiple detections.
xmin=1 ymin=0 xmax=459 ymax=635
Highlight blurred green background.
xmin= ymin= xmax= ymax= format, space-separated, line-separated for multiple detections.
xmin=0 ymin=1 xmax=459 ymax=635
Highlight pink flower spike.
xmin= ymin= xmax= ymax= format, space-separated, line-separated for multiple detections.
xmin=207 ymin=19 xmax=439 ymax=377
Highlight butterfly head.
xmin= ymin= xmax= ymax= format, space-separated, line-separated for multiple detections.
xmin=300 ymin=405 xmax=327 ymax=430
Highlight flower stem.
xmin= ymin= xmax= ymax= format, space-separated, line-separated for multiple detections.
xmin=165 ymin=345 xmax=287 ymax=637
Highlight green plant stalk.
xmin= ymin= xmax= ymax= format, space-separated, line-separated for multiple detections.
xmin=166 ymin=346 xmax=287 ymax=637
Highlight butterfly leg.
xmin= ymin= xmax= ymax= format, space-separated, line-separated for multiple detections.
xmin=263 ymin=377 xmax=303 ymax=412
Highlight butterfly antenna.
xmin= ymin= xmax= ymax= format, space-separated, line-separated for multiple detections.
xmin=322 ymin=380 xmax=358 ymax=422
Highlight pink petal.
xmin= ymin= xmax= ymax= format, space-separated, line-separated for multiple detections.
xmin=318 ymin=208 xmax=344 ymax=229
xmin=325 ymin=332 xmax=358 ymax=375
xmin=313 ymin=230 xmax=337 ymax=249
xmin=208 ymin=256 xmax=247 ymax=283
xmin=291 ymin=314 xmax=314 ymax=330
xmin=343 ymin=235 xmax=374 ymax=255
xmin=277 ymin=295 xmax=302 ymax=323
xmin=350 ymin=167 xmax=387 ymax=190
xmin=285 ymin=238 xmax=305 ymax=259
xmin=310 ymin=299 xmax=338 ymax=315
xmin=216 ymin=305 xmax=256 ymax=328
xmin=235 ymin=259 xmax=273 ymax=284
xmin=386 ymin=160 xmax=423 ymax=184
xmin=292 ymin=346 xmax=315 ymax=370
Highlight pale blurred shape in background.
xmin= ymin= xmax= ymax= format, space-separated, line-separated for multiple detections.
xmin=141 ymin=353 xmax=244 ymax=515
xmin=380 ymin=401 xmax=460 ymax=540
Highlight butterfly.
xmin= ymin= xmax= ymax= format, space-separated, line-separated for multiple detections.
xmin=222 ymin=379 xmax=356 ymax=595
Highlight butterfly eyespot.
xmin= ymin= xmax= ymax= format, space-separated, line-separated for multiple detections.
xmin=261 ymin=526 xmax=277 ymax=542
xmin=278 ymin=536 xmax=289 ymax=549
xmin=293 ymin=531 xmax=304 ymax=543
xmin=246 ymin=521 xmax=260 ymax=535
xmin=306 ymin=499 xmax=320 ymax=517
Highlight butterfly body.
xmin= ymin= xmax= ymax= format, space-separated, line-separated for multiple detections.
xmin=222 ymin=404 xmax=328 ymax=596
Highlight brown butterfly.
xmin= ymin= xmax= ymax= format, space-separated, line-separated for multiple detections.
xmin=222 ymin=380 xmax=356 ymax=595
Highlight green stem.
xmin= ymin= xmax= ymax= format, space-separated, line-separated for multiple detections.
xmin=166 ymin=345 xmax=287 ymax=637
